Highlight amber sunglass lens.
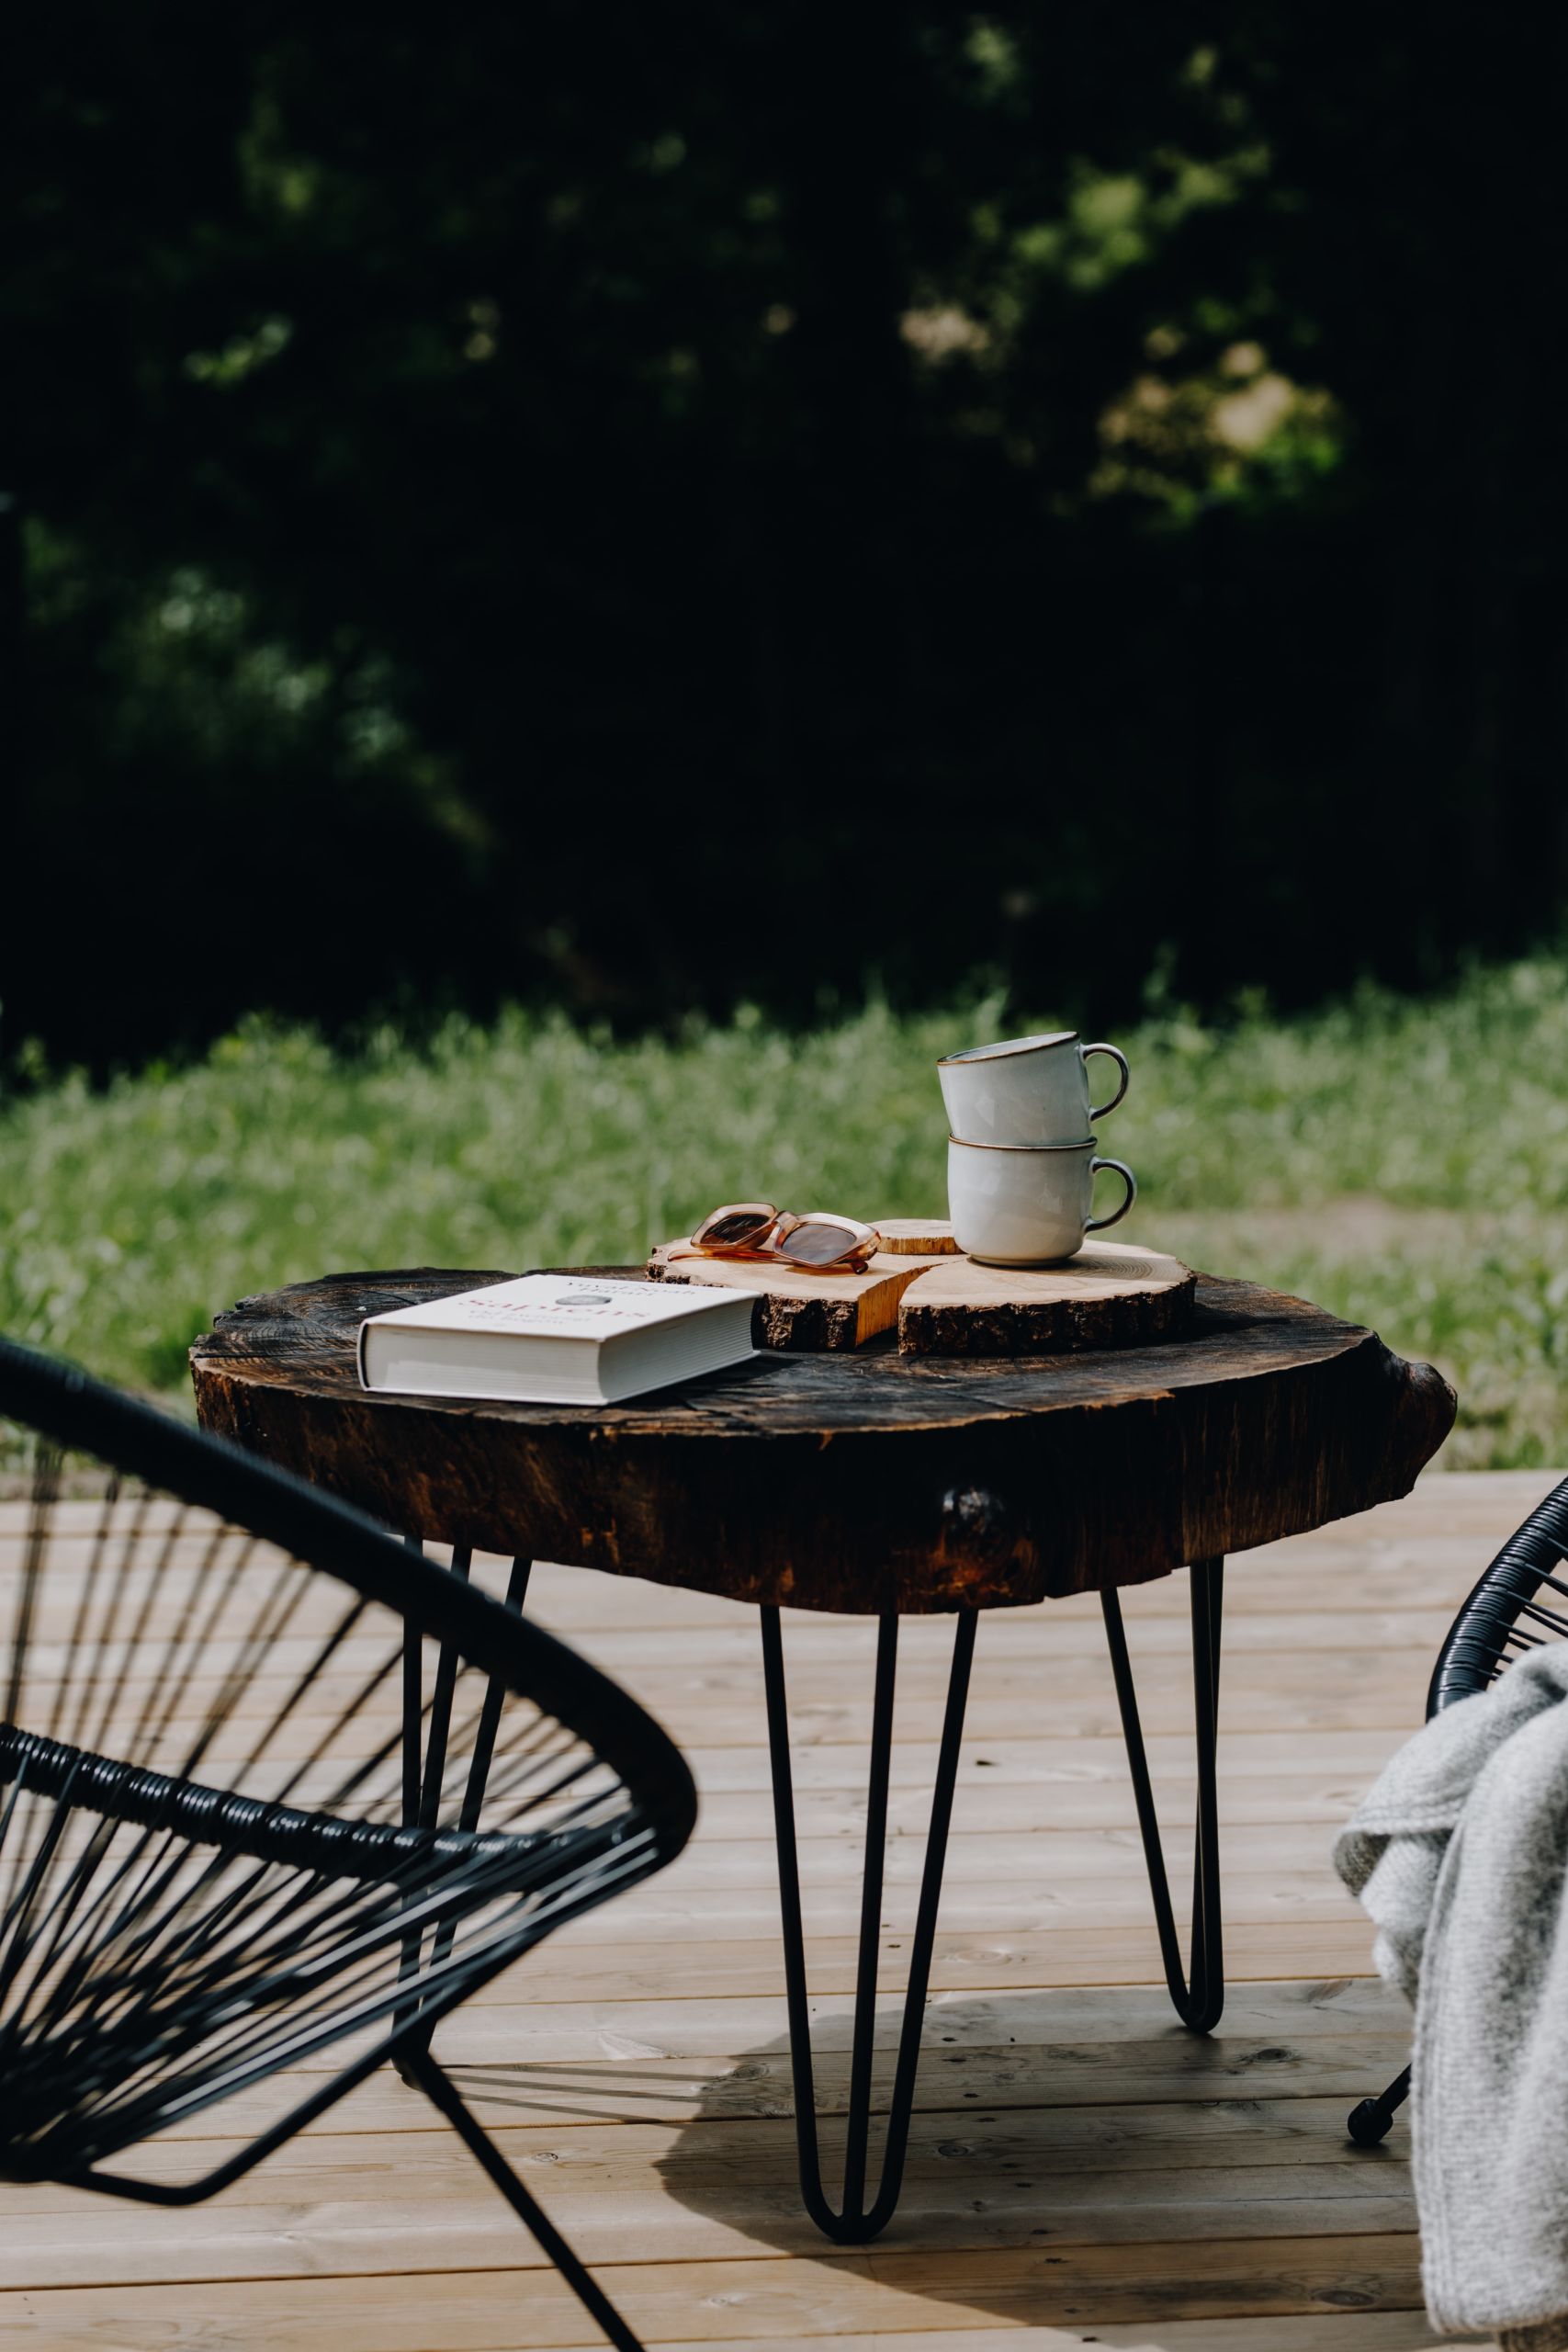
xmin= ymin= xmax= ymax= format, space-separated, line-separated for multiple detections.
xmin=696 ymin=1208 xmax=774 ymax=1248
xmin=780 ymin=1220 xmax=859 ymax=1266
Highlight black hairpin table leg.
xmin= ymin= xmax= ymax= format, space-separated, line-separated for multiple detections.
xmin=397 ymin=1543 xmax=532 ymax=2058
xmin=760 ymin=1603 xmax=977 ymax=2245
xmin=1100 ymin=1555 xmax=1225 ymax=2032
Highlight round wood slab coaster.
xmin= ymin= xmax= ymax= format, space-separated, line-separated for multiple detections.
xmin=897 ymin=1238 xmax=1196 ymax=1357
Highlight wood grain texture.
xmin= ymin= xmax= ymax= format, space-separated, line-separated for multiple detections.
xmin=897 ymin=1240 xmax=1195 ymax=1357
xmin=0 ymin=2105 xmax=1419 ymax=2281
xmin=647 ymin=1246 xmax=947 ymax=1350
xmin=0 ymin=2239 xmax=1432 ymax=2347
xmin=648 ymin=1231 xmax=1190 ymax=1359
xmin=190 ymin=1268 xmax=1456 ymax=1612
xmin=874 ymin=1219 xmax=959 ymax=1256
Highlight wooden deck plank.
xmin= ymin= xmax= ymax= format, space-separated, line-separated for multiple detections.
xmin=4 ymin=2094 xmax=1407 ymax=2208
xmin=125 ymin=1988 xmax=1412 ymax=2141
xmin=0 ymin=2103 xmax=1420 ymax=2284
xmin=0 ymin=2237 xmax=1431 ymax=2346
xmin=666 ymin=2327 xmax=1462 ymax=2352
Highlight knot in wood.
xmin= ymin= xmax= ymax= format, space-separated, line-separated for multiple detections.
xmin=939 ymin=1484 xmax=1017 ymax=1567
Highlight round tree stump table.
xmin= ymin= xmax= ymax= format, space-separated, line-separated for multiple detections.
xmin=192 ymin=1266 xmax=1455 ymax=2245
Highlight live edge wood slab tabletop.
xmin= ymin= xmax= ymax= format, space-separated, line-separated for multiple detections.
xmin=190 ymin=1266 xmax=1456 ymax=1617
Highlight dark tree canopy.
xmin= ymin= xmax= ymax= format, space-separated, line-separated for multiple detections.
xmin=6 ymin=6 xmax=1566 ymax=1067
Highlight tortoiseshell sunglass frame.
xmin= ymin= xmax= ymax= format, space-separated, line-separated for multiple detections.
xmin=660 ymin=1202 xmax=881 ymax=1273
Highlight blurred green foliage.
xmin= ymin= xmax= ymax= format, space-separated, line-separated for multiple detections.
xmin=4 ymin=959 xmax=1565 ymax=1467
xmin=8 ymin=8 xmax=1566 ymax=1064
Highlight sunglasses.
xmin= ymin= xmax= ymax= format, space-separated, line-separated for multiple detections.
xmin=660 ymin=1202 xmax=881 ymax=1274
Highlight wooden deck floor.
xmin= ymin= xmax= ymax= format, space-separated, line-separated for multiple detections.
xmin=4 ymin=1468 xmax=1556 ymax=2352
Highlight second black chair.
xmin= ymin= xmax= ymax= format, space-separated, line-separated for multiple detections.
xmin=1347 ymin=1472 xmax=1568 ymax=2146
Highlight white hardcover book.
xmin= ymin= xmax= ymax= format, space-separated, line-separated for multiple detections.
xmin=357 ymin=1273 xmax=755 ymax=1406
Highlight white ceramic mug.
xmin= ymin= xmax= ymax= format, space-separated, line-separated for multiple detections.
xmin=947 ymin=1135 xmax=1136 ymax=1265
xmin=937 ymin=1031 xmax=1130 ymax=1146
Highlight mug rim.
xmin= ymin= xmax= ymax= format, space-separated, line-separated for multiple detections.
xmin=937 ymin=1030 xmax=1077 ymax=1068
xmin=948 ymin=1133 xmax=1095 ymax=1154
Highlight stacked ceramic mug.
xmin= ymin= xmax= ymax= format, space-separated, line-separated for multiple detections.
xmin=938 ymin=1033 xmax=1136 ymax=1266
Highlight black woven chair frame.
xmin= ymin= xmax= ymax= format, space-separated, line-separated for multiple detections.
xmin=1347 ymin=1472 xmax=1568 ymax=2147
xmin=0 ymin=1335 xmax=696 ymax=2352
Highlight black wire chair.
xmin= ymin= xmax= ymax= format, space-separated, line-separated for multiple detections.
xmin=1347 ymin=1472 xmax=1568 ymax=2147
xmin=0 ymin=1335 xmax=696 ymax=2350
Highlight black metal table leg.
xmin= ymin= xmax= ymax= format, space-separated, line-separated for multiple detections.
xmin=760 ymin=1603 xmax=976 ymax=2245
xmin=1101 ymin=1556 xmax=1225 ymax=2033
xmin=397 ymin=1544 xmax=532 ymax=2056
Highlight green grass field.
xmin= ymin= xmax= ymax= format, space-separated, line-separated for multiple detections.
xmin=4 ymin=958 xmax=1565 ymax=1467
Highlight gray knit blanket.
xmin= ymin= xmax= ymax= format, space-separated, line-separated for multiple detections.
xmin=1336 ymin=1645 xmax=1568 ymax=2350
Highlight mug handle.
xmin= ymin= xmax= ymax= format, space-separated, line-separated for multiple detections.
xmin=1083 ymin=1043 xmax=1130 ymax=1122
xmin=1086 ymin=1156 xmax=1136 ymax=1232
